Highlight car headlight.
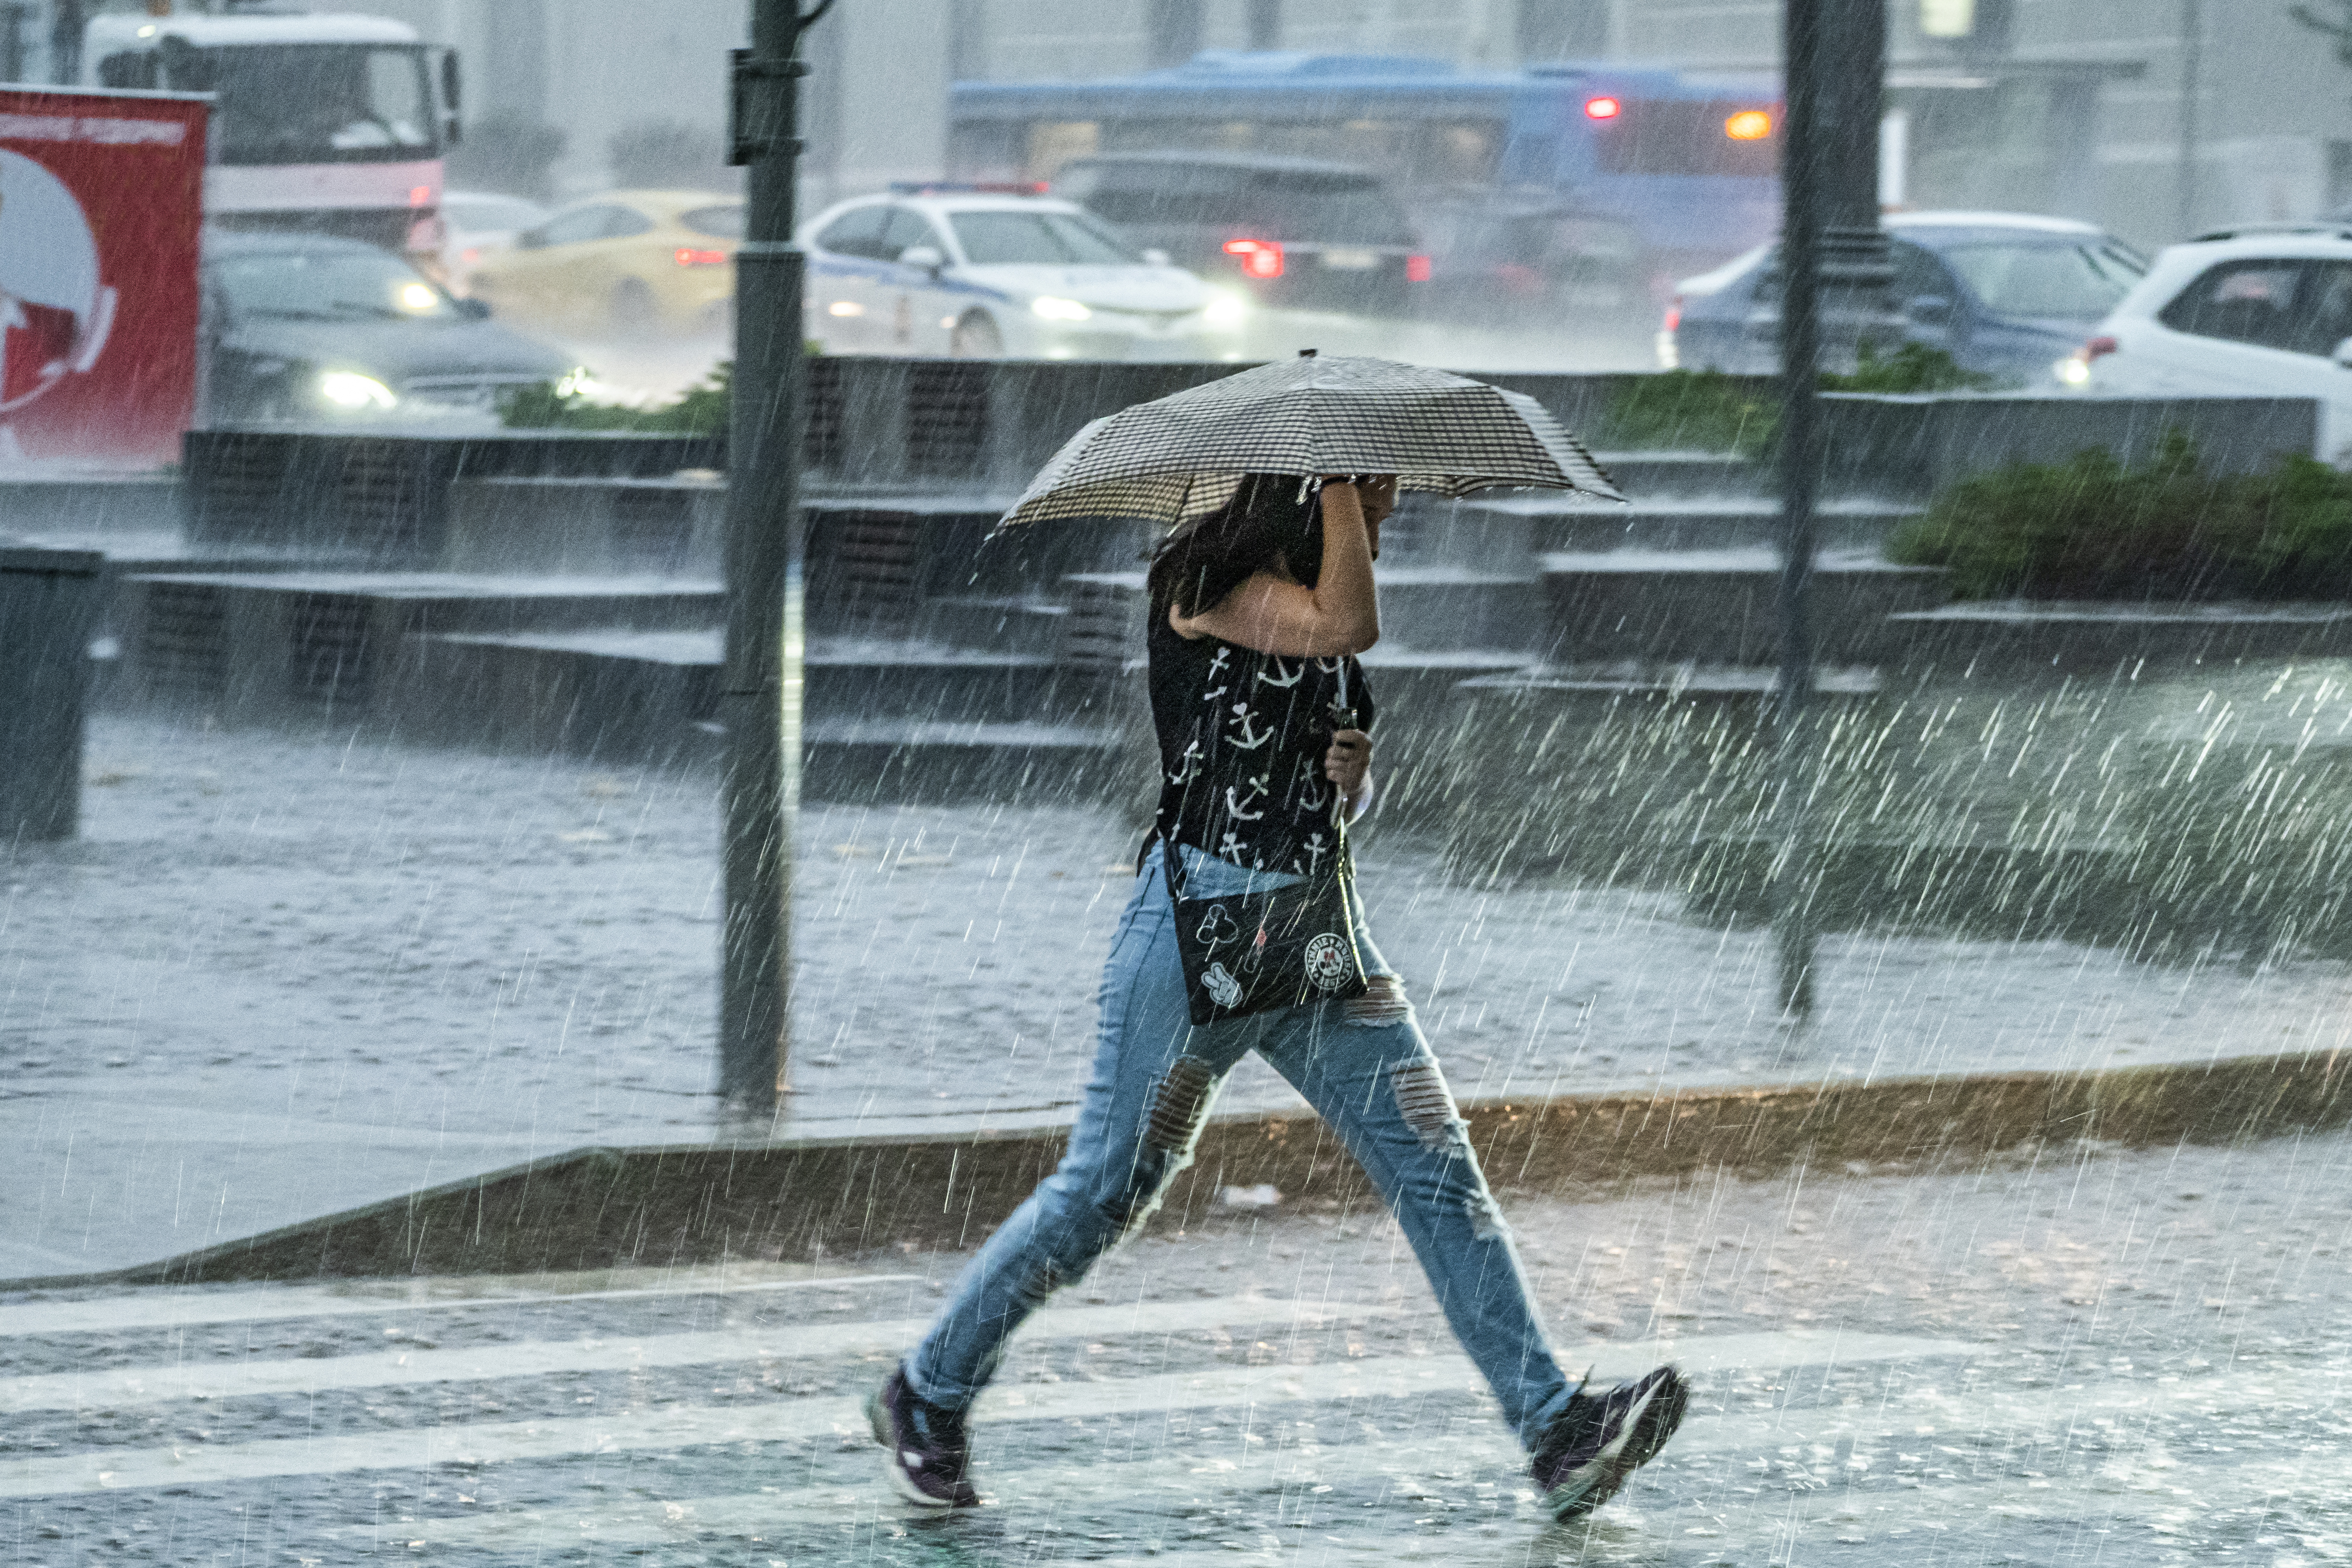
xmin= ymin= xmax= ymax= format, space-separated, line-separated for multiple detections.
xmin=1031 ymin=296 xmax=1092 ymax=322
xmin=2054 ymin=355 xmax=2091 ymax=387
xmin=553 ymin=366 xmax=593 ymax=399
xmin=1201 ymin=290 xmax=1249 ymax=328
xmin=319 ymin=371 xmax=397 ymax=410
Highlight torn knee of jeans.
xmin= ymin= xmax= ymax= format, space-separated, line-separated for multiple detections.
xmin=1096 ymin=1146 xmax=1180 ymax=1243
xmin=1145 ymin=1055 xmax=1218 ymax=1155
xmin=1464 ymin=1191 xmax=1508 ymax=1243
xmin=1390 ymin=1058 xmax=1464 ymax=1149
xmin=1342 ymin=973 xmax=1412 ymax=1028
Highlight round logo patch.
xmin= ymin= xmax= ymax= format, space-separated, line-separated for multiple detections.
xmin=1303 ymin=933 xmax=1355 ymax=993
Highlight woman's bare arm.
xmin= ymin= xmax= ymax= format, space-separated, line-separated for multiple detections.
xmin=1170 ymin=480 xmax=1380 ymax=657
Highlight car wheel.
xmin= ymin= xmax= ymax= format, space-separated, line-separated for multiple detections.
xmin=610 ymin=278 xmax=661 ymax=337
xmin=950 ymin=312 xmax=1003 ymax=359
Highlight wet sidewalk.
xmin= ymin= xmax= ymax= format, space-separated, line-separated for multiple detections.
xmin=7 ymin=714 xmax=2352 ymax=1278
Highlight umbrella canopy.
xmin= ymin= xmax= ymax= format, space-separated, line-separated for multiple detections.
xmin=995 ymin=354 xmax=1625 ymax=531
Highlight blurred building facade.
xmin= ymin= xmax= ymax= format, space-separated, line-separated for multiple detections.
xmin=38 ymin=1 xmax=2352 ymax=248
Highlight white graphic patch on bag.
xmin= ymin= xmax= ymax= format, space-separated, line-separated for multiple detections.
xmin=1303 ymin=932 xmax=1355 ymax=992
xmin=1196 ymin=906 xmax=1241 ymax=946
xmin=1202 ymin=961 xmax=1244 ymax=1009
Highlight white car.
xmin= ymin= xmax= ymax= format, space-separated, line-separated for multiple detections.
xmin=2054 ymin=225 xmax=2352 ymax=458
xmin=798 ymin=188 xmax=1249 ymax=360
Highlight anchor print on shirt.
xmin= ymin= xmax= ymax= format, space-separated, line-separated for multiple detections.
xmin=1298 ymin=831 xmax=1332 ymax=874
xmin=1291 ymin=752 xmax=1330 ymax=815
xmin=1227 ymin=703 xmax=1276 ymax=750
xmin=1225 ymin=770 xmax=1270 ymax=822
xmin=1167 ymin=738 xmax=1204 ymax=786
xmin=1255 ymin=656 xmax=1303 ymax=690
xmin=1217 ymin=828 xmax=1255 ymax=864
xmin=1201 ymin=646 xmax=1234 ymax=703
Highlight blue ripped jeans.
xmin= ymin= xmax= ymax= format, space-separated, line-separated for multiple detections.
xmin=906 ymin=841 xmax=1576 ymax=1448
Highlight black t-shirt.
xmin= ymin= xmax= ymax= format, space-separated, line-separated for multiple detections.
xmin=1146 ymin=603 xmax=1375 ymax=876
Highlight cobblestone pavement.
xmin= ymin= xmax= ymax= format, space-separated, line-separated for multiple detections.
xmin=9 ymin=715 xmax=2352 ymax=1276
xmin=5 ymin=1134 xmax=2350 ymax=1565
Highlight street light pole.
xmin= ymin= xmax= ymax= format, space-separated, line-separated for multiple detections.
xmin=1774 ymin=0 xmax=1889 ymax=1016
xmin=718 ymin=0 xmax=833 ymax=1119
xmin=2178 ymin=0 xmax=2202 ymax=238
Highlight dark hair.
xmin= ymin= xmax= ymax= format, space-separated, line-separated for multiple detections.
xmin=1146 ymin=475 xmax=1323 ymax=620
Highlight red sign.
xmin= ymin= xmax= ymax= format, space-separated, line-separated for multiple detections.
xmin=0 ymin=88 xmax=206 ymax=468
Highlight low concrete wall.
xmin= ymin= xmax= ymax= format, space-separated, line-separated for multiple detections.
xmin=445 ymin=475 xmax=726 ymax=576
xmin=1822 ymin=393 xmax=2319 ymax=498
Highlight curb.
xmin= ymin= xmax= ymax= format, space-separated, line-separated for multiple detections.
xmin=9 ymin=1046 xmax=2349 ymax=1291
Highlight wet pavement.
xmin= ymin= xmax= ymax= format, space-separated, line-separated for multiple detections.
xmin=9 ymin=714 xmax=2352 ymax=1278
xmin=4 ymin=1133 xmax=2349 ymax=1564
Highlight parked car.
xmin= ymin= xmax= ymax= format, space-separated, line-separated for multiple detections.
xmin=465 ymin=189 xmax=743 ymax=335
xmin=2054 ymin=225 xmax=2352 ymax=458
xmin=439 ymin=190 xmax=549 ymax=296
xmin=798 ymin=187 xmax=1246 ymax=359
xmin=1665 ymin=212 xmax=2147 ymax=383
xmin=1053 ymin=152 xmax=1424 ymax=318
xmin=204 ymin=231 xmax=576 ymax=425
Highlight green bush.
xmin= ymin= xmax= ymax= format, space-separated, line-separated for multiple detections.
xmin=500 ymin=362 xmax=733 ymax=435
xmin=1598 ymin=368 xmax=1777 ymax=455
xmin=1886 ymin=432 xmax=2352 ymax=601
xmin=1819 ymin=340 xmax=1996 ymax=395
xmin=1599 ymin=345 xmax=1987 ymax=455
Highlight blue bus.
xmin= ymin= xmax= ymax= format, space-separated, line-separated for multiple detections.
xmin=948 ymin=51 xmax=1781 ymax=320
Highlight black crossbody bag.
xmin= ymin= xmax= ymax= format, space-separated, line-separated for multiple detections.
xmin=1161 ymin=676 xmax=1369 ymax=1027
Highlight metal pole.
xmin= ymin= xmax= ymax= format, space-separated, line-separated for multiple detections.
xmin=1774 ymin=0 xmax=1888 ymax=1018
xmin=1775 ymin=0 xmax=1825 ymax=1018
xmin=2178 ymin=0 xmax=2201 ymax=238
xmin=719 ymin=0 xmax=832 ymax=1119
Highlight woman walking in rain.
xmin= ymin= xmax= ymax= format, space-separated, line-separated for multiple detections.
xmin=868 ymin=419 xmax=1687 ymax=1520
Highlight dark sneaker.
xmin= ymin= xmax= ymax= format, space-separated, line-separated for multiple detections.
xmin=1530 ymin=1365 xmax=1689 ymax=1521
xmin=866 ymin=1364 xmax=982 ymax=1508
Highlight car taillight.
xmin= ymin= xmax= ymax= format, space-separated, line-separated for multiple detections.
xmin=1584 ymin=96 xmax=1622 ymax=121
xmin=675 ymin=247 xmax=727 ymax=267
xmin=1664 ymin=296 xmax=1683 ymax=333
xmin=2084 ymin=335 xmax=2118 ymax=361
xmin=1223 ymin=238 xmax=1284 ymax=279
xmin=1405 ymin=254 xmax=1432 ymax=282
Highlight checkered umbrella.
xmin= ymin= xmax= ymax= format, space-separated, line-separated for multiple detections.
xmin=995 ymin=355 xmax=1624 ymax=531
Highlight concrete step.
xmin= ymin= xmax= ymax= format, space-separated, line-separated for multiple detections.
xmin=113 ymin=571 xmax=721 ymax=720
xmin=396 ymin=630 xmax=722 ymax=764
xmin=1541 ymin=549 xmax=1950 ymax=665
xmin=914 ymin=595 xmax=1070 ymax=657
xmin=803 ymin=717 xmax=1127 ymax=804
xmin=1587 ymin=449 xmax=1771 ymax=497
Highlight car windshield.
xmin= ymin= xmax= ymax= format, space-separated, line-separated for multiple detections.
xmin=214 ymin=249 xmax=463 ymax=322
xmin=1937 ymin=240 xmax=2145 ymax=320
xmin=146 ymin=43 xmax=439 ymax=167
xmin=949 ymin=210 xmax=1140 ymax=266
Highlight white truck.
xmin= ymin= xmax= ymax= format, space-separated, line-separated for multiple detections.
xmin=81 ymin=8 xmax=459 ymax=262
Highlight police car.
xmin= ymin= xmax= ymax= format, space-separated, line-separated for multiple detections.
xmin=798 ymin=186 xmax=1249 ymax=360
